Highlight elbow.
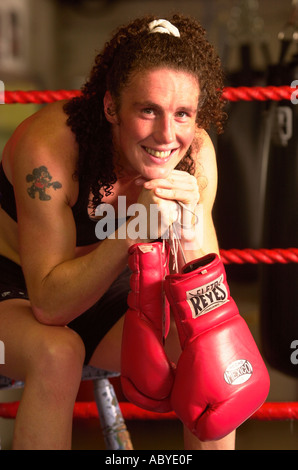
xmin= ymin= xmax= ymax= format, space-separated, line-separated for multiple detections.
xmin=32 ymin=304 xmax=68 ymax=326
xmin=29 ymin=283 xmax=70 ymax=326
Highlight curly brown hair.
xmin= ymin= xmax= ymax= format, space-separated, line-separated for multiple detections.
xmin=63 ymin=13 xmax=226 ymax=213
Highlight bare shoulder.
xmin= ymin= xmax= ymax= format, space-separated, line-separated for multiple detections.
xmin=11 ymin=100 xmax=77 ymax=159
xmin=191 ymin=128 xmax=218 ymax=207
xmin=4 ymin=100 xmax=79 ymax=204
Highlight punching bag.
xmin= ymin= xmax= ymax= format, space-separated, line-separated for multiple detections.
xmin=214 ymin=0 xmax=272 ymax=281
xmin=260 ymin=51 xmax=298 ymax=378
xmin=214 ymin=45 xmax=269 ymax=281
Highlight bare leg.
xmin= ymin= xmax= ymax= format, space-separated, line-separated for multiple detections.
xmin=0 ymin=299 xmax=85 ymax=450
xmin=184 ymin=426 xmax=236 ymax=450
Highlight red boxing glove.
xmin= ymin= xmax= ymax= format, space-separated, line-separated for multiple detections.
xmin=121 ymin=242 xmax=175 ymax=412
xmin=164 ymin=253 xmax=270 ymax=441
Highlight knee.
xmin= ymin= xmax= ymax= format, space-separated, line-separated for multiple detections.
xmin=29 ymin=327 xmax=85 ymax=386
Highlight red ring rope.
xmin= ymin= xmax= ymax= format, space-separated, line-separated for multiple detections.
xmin=2 ymin=85 xmax=296 ymax=104
xmin=0 ymin=401 xmax=297 ymax=421
xmin=220 ymin=248 xmax=298 ymax=264
xmin=223 ymin=85 xmax=294 ymax=102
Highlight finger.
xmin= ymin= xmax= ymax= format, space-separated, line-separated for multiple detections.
xmin=155 ymin=187 xmax=199 ymax=205
xmin=143 ymin=179 xmax=173 ymax=190
xmin=168 ymin=170 xmax=197 ymax=183
xmin=144 ymin=173 xmax=197 ymax=190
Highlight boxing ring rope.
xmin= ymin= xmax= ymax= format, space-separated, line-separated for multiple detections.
xmin=0 ymin=85 xmax=297 ymax=425
xmin=0 ymin=400 xmax=297 ymax=422
xmin=2 ymin=85 xmax=296 ymax=104
xmin=220 ymin=248 xmax=298 ymax=265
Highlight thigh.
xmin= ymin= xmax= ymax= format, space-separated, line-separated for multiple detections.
xmin=68 ymin=265 xmax=132 ymax=367
xmin=88 ymin=315 xmax=124 ymax=372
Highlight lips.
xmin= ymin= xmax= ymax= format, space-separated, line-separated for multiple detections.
xmin=143 ymin=147 xmax=177 ymax=160
xmin=144 ymin=147 xmax=173 ymax=158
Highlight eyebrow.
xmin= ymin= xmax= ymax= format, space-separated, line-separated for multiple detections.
xmin=133 ymin=101 xmax=198 ymax=114
xmin=133 ymin=100 xmax=160 ymax=109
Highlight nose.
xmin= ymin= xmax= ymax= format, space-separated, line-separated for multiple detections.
xmin=153 ymin=114 xmax=175 ymax=144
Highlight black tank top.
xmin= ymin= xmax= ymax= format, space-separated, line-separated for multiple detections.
xmin=0 ymin=163 xmax=98 ymax=246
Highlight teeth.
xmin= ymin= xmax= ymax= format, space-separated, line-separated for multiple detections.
xmin=145 ymin=147 xmax=171 ymax=158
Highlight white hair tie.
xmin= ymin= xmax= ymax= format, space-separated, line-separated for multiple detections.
xmin=148 ymin=19 xmax=180 ymax=38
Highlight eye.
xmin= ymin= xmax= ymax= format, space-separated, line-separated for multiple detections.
xmin=142 ymin=108 xmax=155 ymax=115
xmin=176 ymin=111 xmax=188 ymax=118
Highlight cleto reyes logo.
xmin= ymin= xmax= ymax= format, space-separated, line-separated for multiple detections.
xmin=186 ymin=274 xmax=229 ymax=319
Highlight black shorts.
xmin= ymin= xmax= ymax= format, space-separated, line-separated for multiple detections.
xmin=0 ymin=255 xmax=131 ymax=364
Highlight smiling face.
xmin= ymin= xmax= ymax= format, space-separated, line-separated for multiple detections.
xmin=105 ymin=67 xmax=200 ymax=180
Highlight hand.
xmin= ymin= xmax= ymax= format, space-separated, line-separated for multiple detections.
xmin=142 ymin=170 xmax=200 ymax=211
xmin=137 ymin=170 xmax=200 ymax=242
xmin=134 ymin=184 xmax=179 ymax=241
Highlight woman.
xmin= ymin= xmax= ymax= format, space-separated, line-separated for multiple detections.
xmin=0 ymin=14 xmax=231 ymax=449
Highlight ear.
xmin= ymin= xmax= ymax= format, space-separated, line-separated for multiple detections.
xmin=103 ymin=91 xmax=118 ymax=124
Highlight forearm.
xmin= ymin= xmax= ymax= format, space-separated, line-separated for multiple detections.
xmin=31 ymin=222 xmax=137 ymax=325
xmin=174 ymin=207 xmax=219 ymax=270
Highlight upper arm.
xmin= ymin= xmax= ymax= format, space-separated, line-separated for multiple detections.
xmin=193 ymin=129 xmax=218 ymax=210
xmin=12 ymin=127 xmax=78 ymax=302
xmin=193 ymin=129 xmax=219 ymax=254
